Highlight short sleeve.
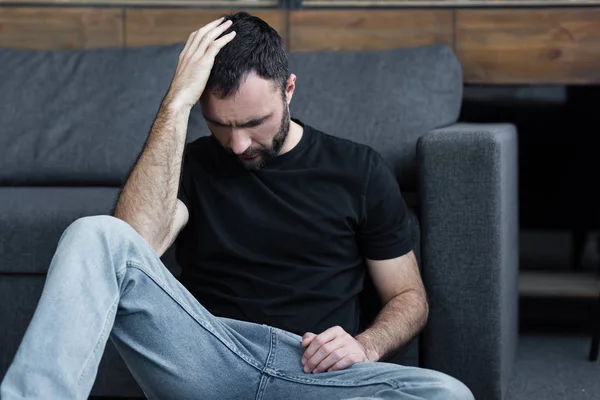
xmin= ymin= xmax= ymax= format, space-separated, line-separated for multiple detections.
xmin=358 ymin=153 xmax=413 ymax=260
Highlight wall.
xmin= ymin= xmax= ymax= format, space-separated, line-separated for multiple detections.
xmin=2 ymin=3 xmax=600 ymax=84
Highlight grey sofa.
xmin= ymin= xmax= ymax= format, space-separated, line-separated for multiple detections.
xmin=0 ymin=43 xmax=518 ymax=400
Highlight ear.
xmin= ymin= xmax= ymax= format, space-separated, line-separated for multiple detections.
xmin=284 ymin=73 xmax=297 ymax=105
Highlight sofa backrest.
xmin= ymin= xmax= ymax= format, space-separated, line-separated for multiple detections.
xmin=0 ymin=43 xmax=185 ymax=186
xmin=0 ymin=43 xmax=462 ymax=190
xmin=288 ymin=45 xmax=463 ymax=190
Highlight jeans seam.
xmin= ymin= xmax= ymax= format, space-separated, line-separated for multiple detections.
xmin=254 ymin=373 xmax=269 ymax=400
xmin=265 ymin=368 xmax=405 ymax=389
xmin=77 ymin=293 xmax=119 ymax=385
xmin=265 ymin=328 xmax=277 ymax=369
xmin=254 ymin=329 xmax=277 ymax=400
xmin=125 ymin=260 xmax=264 ymax=371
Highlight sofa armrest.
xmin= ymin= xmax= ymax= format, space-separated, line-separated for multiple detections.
xmin=417 ymin=123 xmax=519 ymax=400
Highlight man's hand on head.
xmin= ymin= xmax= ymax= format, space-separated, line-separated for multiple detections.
xmin=165 ymin=17 xmax=236 ymax=111
xmin=300 ymin=326 xmax=373 ymax=374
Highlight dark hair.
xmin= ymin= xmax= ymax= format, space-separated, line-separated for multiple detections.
xmin=205 ymin=12 xmax=289 ymax=99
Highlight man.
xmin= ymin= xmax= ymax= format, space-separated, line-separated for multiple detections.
xmin=1 ymin=12 xmax=474 ymax=400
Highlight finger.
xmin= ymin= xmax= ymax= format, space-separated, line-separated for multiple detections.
xmin=327 ymin=353 xmax=362 ymax=372
xmin=301 ymin=326 xmax=343 ymax=363
xmin=203 ymin=30 xmax=237 ymax=59
xmin=180 ymin=30 xmax=198 ymax=59
xmin=301 ymin=332 xmax=316 ymax=347
xmin=180 ymin=17 xmax=224 ymax=58
xmin=186 ymin=18 xmax=230 ymax=60
xmin=303 ymin=337 xmax=345 ymax=373
xmin=193 ymin=19 xmax=234 ymax=58
xmin=311 ymin=346 xmax=347 ymax=373
xmin=301 ymin=329 xmax=338 ymax=365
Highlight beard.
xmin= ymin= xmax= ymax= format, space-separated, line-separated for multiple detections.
xmin=233 ymin=101 xmax=290 ymax=171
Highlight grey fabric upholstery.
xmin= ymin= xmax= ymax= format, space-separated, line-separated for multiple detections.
xmin=0 ymin=43 xmax=517 ymax=400
xmin=417 ymin=123 xmax=519 ymax=400
xmin=0 ymin=187 xmax=179 ymax=276
xmin=0 ymin=188 xmax=118 ymax=274
xmin=0 ymin=43 xmax=207 ymax=186
xmin=289 ymin=45 xmax=462 ymax=191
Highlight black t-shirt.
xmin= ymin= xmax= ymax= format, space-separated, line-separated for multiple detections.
xmin=175 ymin=119 xmax=412 ymax=336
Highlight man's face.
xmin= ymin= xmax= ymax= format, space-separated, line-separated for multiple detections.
xmin=200 ymin=72 xmax=293 ymax=171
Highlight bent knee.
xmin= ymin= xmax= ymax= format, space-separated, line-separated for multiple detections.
xmin=67 ymin=215 xmax=128 ymax=234
xmin=62 ymin=215 xmax=136 ymax=245
xmin=429 ymin=371 xmax=474 ymax=400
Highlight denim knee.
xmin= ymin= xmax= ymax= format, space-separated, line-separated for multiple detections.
xmin=429 ymin=371 xmax=475 ymax=400
xmin=65 ymin=215 xmax=133 ymax=240
xmin=60 ymin=215 xmax=141 ymax=256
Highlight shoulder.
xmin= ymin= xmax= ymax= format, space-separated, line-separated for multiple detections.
xmin=309 ymin=124 xmax=382 ymax=168
xmin=307 ymin=124 xmax=388 ymax=179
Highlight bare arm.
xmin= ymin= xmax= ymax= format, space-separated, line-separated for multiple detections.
xmin=301 ymin=250 xmax=427 ymax=373
xmin=355 ymin=250 xmax=428 ymax=361
xmin=113 ymin=103 xmax=190 ymax=254
xmin=113 ymin=17 xmax=236 ymax=254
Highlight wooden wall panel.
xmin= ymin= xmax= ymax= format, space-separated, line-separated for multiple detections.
xmin=301 ymin=0 xmax=600 ymax=5
xmin=0 ymin=8 xmax=123 ymax=50
xmin=2 ymin=6 xmax=600 ymax=84
xmin=288 ymin=10 xmax=453 ymax=52
xmin=456 ymin=8 xmax=600 ymax=84
xmin=125 ymin=9 xmax=286 ymax=47
xmin=1 ymin=0 xmax=276 ymax=4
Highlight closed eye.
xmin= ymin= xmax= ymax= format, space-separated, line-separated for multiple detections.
xmin=211 ymin=120 xmax=228 ymax=128
xmin=241 ymin=120 xmax=264 ymax=128
xmin=204 ymin=114 xmax=271 ymax=129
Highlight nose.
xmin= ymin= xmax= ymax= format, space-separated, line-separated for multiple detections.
xmin=228 ymin=131 xmax=252 ymax=155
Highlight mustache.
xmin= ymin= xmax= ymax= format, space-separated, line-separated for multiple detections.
xmin=241 ymin=149 xmax=262 ymax=156
xmin=225 ymin=147 xmax=266 ymax=156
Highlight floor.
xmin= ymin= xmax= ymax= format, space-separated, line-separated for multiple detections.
xmin=506 ymin=332 xmax=600 ymax=400
xmin=509 ymin=230 xmax=600 ymax=399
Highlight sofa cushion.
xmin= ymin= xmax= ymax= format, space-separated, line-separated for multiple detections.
xmin=0 ymin=43 xmax=207 ymax=186
xmin=0 ymin=187 xmax=180 ymax=275
xmin=288 ymin=44 xmax=463 ymax=190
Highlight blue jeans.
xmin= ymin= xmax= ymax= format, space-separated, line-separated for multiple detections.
xmin=1 ymin=216 xmax=474 ymax=400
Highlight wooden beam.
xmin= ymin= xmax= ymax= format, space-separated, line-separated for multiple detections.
xmin=0 ymin=0 xmax=276 ymax=5
xmin=302 ymin=0 xmax=600 ymax=5
xmin=0 ymin=7 xmax=123 ymax=50
xmin=125 ymin=9 xmax=286 ymax=47
xmin=456 ymin=8 xmax=600 ymax=84
xmin=2 ymin=0 xmax=598 ymax=4
xmin=519 ymin=271 xmax=600 ymax=298
xmin=288 ymin=10 xmax=453 ymax=52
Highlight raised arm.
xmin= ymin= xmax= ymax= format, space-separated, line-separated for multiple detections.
xmin=113 ymin=17 xmax=236 ymax=255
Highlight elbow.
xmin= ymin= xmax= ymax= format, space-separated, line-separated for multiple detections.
xmin=139 ymin=232 xmax=171 ymax=257
xmin=112 ymin=215 xmax=170 ymax=256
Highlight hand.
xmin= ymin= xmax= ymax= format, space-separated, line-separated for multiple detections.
xmin=301 ymin=326 xmax=371 ymax=374
xmin=166 ymin=17 xmax=236 ymax=110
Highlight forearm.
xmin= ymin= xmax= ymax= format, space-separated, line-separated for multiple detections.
xmin=355 ymin=290 xmax=428 ymax=362
xmin=113 ymin=98 xmax=190 ymax=250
